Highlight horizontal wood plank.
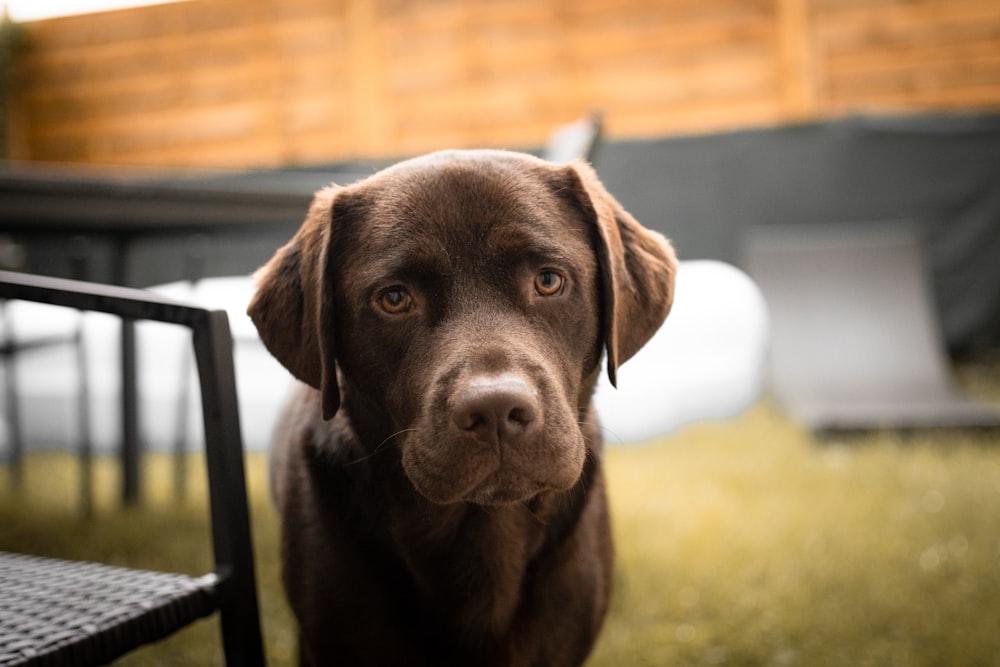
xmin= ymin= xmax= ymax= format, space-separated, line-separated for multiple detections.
xmin=6 ymin=0 xmax=1000 ymax=167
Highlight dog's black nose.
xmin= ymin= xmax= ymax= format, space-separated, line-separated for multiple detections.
xmin=452 ymin=375 xmax=539 ymax=446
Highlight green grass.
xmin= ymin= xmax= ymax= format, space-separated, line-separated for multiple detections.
xmin=3 ymin=393 xmax=1000 ymax=665
xmin=595 ymin=405 xmax=1000 ymax=666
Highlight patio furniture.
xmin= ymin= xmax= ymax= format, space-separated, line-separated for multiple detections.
xmin=544 ymin=112 xmax=603 ymax=164
xmin=0 ymin=271 xmax=265 ymax=666
xmin=745 ymin=222 xmax=1000 ymax=435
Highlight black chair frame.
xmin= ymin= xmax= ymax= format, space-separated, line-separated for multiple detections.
xmin=0 ymin=270 xmax=265 ymax=666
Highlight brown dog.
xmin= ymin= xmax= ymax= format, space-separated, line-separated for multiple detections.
xmin=248 ymin=150 xmax=676 ymax=666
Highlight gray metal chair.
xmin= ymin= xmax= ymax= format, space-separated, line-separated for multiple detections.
xmin=0 ymin=271 xmax=265 ymax=666
xmin=543 ymin=112 xmax=603 ymax=164
xmin=745 ymin=222 xmax=1000 ymax=435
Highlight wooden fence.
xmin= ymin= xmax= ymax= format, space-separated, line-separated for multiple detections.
xmin=6 ymin=0 xmax=1000 ymax=168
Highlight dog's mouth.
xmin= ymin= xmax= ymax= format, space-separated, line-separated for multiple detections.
xmin=466 ymin=474 xmax=546 ymax=507
xmin=401 ymin=425 xmax=587 ymax=507
xmin=399 ymin=366 xmax=589 ymax=507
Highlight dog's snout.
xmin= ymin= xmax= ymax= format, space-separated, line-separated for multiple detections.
xmin=452 ymin=375 xmax=539 ymax=446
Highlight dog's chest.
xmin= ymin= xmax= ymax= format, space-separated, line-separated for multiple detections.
xmin=386 ymin=501 xmax=548 ymax=632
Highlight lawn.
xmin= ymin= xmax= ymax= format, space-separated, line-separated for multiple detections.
xmin=2 ymin=386 xmax=999 ymax=665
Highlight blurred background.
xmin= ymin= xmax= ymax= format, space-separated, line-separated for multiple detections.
xmin=2 ymin=0 xmax=999 ymax=166
xmin=0 ymin=0 xmax=998 ymax=347
xmin=1 ymin=0 xmax=999 ymax=665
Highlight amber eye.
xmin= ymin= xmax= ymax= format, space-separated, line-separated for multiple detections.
xmin=534 ymin=271 xmax=564 ymax=296
xmin=378 ymin=288 xmax=412 ymax=314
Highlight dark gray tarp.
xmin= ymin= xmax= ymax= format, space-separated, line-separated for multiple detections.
xmin=592 ymin=113 xmax=1000 ymax=356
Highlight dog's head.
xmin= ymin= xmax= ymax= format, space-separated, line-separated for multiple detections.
xmin=249 ymin=150 xmax=676 ymax=506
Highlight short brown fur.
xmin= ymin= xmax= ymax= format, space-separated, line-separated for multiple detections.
xmin=248 ymin=150 xmax=676 ymax=666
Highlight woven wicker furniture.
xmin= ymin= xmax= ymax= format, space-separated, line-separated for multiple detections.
xmin=0 ymin=271 xmax=264 ymax=666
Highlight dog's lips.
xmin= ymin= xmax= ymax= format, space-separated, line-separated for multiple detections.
xmin=402 ymin=445 xmax=540 ymax=506
xmin=468 ymin=480 xmax=543 ymax=506
xmin=465 ymin=466 xmax=556 ymax=506
xmin=401 ymin=429 xmax=588 ymax=507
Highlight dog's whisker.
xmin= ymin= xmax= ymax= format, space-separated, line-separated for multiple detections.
xmin=378 ymin=427 xmax=416 ymax=450
xmin=577 ymin=419 xmax=630 ymax=447
xmin=343 ymin=427 xmax=415 ymax=466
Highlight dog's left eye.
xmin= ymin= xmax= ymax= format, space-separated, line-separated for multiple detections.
xmin=378 ymin=288 xmax=413 ymax=314
xmin=534 ymin=271 xmax=565 ymax=297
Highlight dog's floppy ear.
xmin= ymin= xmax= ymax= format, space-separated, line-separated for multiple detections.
xmin=562 ymin=161 xmax=677 ymax=386
xmin=248 ymin=185 xmax=341 ymax=420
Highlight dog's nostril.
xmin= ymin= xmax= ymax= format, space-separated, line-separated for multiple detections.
xmin=506 ymin=406 xmax=534 ymax=427
xmin=455 ymin=396 xmax=535 ymax=433
xmin=452 ymin=376 xmax=538 ymax=445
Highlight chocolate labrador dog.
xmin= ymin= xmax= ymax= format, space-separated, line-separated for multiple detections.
xmin=248 ymin=149 xmax=676 ymax=666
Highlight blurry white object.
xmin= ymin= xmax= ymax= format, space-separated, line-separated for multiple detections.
xmin=146 ymin=277 xmax=292 ymax=451
xmin=1 ymin=276 xmax=290 ymax=454
xmin=593 ymin=260 xmax=769 ymax=444
xmin=0 ymin=300 xmax=119 ymax=452
xmin=544 ymin=112 xmax=602 ymax=164
xmin=5 ymin=0 xmax=191 ymax=23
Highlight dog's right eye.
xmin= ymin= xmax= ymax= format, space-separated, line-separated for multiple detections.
xmin=378 ymin=288 xmax=412 ymax=314
xmin=534 ymin=271 xmax=565 ymax=297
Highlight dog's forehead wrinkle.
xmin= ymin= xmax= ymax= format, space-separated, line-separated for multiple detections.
xmin=354 ymin=216 xmax=586 ymax=297
xmin=354 ymin=169 xmax=587 ymax=272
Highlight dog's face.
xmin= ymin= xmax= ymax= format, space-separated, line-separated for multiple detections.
xmin=249 ymin=150 xmax=676 ymax=506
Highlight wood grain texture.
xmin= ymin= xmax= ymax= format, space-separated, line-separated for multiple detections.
xmin=6 ymin=0 xmax=999 ymax=167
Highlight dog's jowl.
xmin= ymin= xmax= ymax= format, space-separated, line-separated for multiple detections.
xmin=248 ymin=150 xmax=677 ymax=667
